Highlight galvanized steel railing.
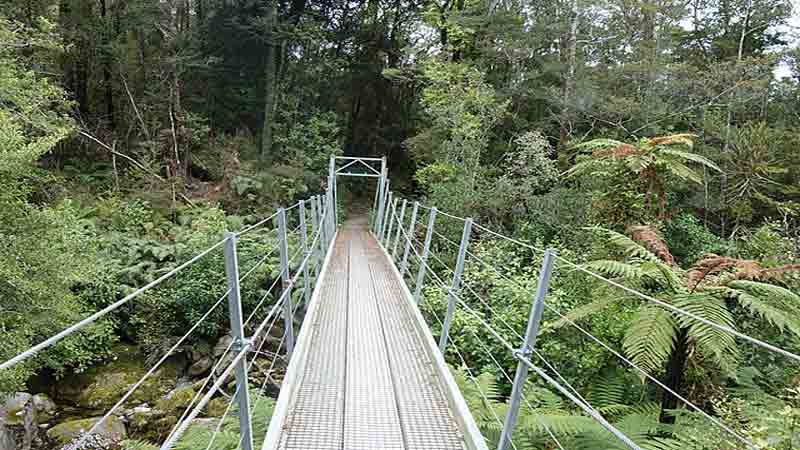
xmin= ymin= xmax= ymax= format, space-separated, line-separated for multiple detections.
xmin=375 ymin=186 xmax=800 ymax=450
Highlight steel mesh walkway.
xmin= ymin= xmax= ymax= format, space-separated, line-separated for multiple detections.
xmin=271 ymin=218 xmax=466 ymax=450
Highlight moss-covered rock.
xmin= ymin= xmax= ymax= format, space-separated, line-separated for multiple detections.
xmin=46 ymin=416 xmax=126 ymax=445
xmin=205 ymin=397 xmax=228 ymax=417
xmin=154 ymin=385 xmax=195 ymax=413
xmin=53 ymin=344 xmax=179 ymax=413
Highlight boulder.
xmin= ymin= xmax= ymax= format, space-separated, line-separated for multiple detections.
xmin=46 ymin=416 xmax=126 ymax=446
xmin=155 ymin=386 xmax=195 ymax=413
xmin=0 ymin=423 xmax=19 ymax=450
xmin=0 ymin=392 xmax=37 ymax=450
xmin=52 ymin=344 xmax=178 ymax=414
xmin=213 ymin=335 xmax=233 ymax=357
xmin=32 ymin=395 xmax=56 ymax=421
xmin=188 ymin=357 xmax=212 ymax=377
xmin=0 ymin=392 xmax=32 ymax=426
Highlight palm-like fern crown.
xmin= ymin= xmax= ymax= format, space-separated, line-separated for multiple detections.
xmin=566 ymin=133 xmax=721 ymax=185
xmin=566 ymin=226 xmax=800 ymax=377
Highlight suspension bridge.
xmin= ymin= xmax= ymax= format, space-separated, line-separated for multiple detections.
xmin=1 ymin=155 xmax=797 ymax=450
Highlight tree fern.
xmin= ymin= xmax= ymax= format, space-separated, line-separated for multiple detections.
xmin=672 ymin=294 xmax=739 ymax=373
xmin=623 ymin=305 xmax=678 ymax=376
xmin=585 ymin=259 xmax=647 ymax=280
xmin=723 ymin=280 xmax=800 ymax=336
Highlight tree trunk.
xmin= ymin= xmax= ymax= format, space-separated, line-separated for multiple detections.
xmin=659 ymin=328 xmax=689 ymax=424
xmin=260 ymin=0 xmax=278 ymax=161
xmin=558 ymin=1 xmax=578 ymax=151
xmin=99 ymin=0 xmax=115 ymax=129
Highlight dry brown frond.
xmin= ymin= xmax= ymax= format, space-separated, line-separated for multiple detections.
xmin=744 ymin=264 xmax=800 ymax=282
xmin=628 ymin=225 xmax=675 ymax=265
xmin=648 ymin=134 xmax=696 ymax=147
xmin=687 ymin=255 xmax=740 ymax=290
xmin=594 ymin=144 xmax=642 ymax=158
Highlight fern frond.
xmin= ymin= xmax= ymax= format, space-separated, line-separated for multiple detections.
xmin=522 ymin=413 xmax=600 ymax=437
xmin=663 ymin=160 xmax=703 ymax=184
xmin=572 ymin=138 xmax=627 ymax=152
xmin=672 ymin=294 xmax=739 ymax=373
xmin=586 ymin=227 xmax=661 ymax=264
xmin=628 ymin=226 xmax=675 ymax=266
xmin=564 ymin=157 xmax=607 ymax=178
xmin=623 ymin=305 xmax=678 ymax=376
xmin=658 ymin=148 xmax=721 ymax=172
xmin=584 ymin=260 xmax=646 ymax=279
xmin=121 ymin=440 xmax=159 ymax=450
xmin=723 ymin=281 xmax=800 ymax=335
xmin=648 ymin=134 xmax=697 ymax=148
xmin=549 ymin=296 xmax=620 ymax=329
xmin=587 ymin=373 xmax=629 ymax=411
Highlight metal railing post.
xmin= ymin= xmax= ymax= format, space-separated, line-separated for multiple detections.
xmin=399 ymin=201 xmax=419 ymax=278
xmin=299 ymin=200 xmax=311 ymax=306
xmin=370 ymin=185 xmax=380 ymax=230
xmin=384 ymin=196 xmax=398 ymax=246
xmin=329 ymin=155 xmax=337 ymax=228
xmin=380 ymin=191 xmax=393 ymax=242
xmin=497 ymin=249 xmax=556 ymax=450
xmin=276 ymin=209 xmax=295 ymax=356
xmin=378 ymin=184 xmax=390 ymax=239
xmin=439 ymin=218 xmax=473 ymax=352
xmin=392 ymin=199 xmax=407 ymax=260
xmin=326 ymin=179 xmax=335 ymax=238
xmin=309 ymin=196 xmax=320 ymax=278
xmin=374 ymin=157 xmax=387 ymax=234
xmin=222 ymin=232 xmax=254 ymax=450
xmin=413 ymin=207 xmax=437 ymax=303
xmin=317 ymin=194 xmax=327 ymax=251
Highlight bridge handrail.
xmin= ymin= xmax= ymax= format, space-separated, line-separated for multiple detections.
xmin=425 ymin=220 xmax=765 ymax=448
xmin=163 ymin=194 xmax=331 ymax=450
xmin=411 ymin=196 xmax=800 ymax=364
xmin=384 ymin=193 xmax=775 ymax=450
xmin=0 ymin=237 xmax=229 ymax=372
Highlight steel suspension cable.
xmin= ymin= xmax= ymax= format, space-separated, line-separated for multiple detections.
xmin=422 ymin=269 xmax=520 ymax=450
xmin=78 ymin=286 xmax=231 ymax=447
xmin=235 ymin=200 xmax=305 ymax=237
xmin=164 ymin=202 xmax=329 ymax=449
xmin=419 ymin=202 xmax=800 ymax=364
xmin=0 ymin=236 xmax=229 ymax=371
xmin=204 ymin=289 xmax=291 ymax=450
xmin=554 ymin=255 xmax=800 ymax=363
xmin=516 ymin=355 xmax=643 ymax=450
xmin=539 ymin=301 xmax=759 ymax=449
xmin=411 ymin=205 xmax=762 ymax=448
xmin=236 ymin=210 xmax=281 ymax=237
xmin=465 ymin=321 xmax=566 ymax=450
xmin=421 ymin=236 xmax=592 ymax=409
xmin=162 ymin=293 xmax=289 ymax=450
xmin=389 ymin=208 xmax=519 ymax=449
xmin=395 ymin=207 xmax=638 ymax=450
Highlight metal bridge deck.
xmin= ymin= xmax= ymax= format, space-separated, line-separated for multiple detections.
xmin=268 ymin=218 xmax=467 ymax=450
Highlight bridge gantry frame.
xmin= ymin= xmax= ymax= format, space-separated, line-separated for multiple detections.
xmin=2 ymin=154 xmax=796 ymax=450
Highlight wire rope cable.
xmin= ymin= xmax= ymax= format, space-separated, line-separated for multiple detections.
xmin=413 ymin=208 xmax=762 ymax=448
xmin=0 ymin=236 xmax=229 ymax=371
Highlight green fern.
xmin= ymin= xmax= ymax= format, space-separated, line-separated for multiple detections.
xmin=672 ymin=294 xmax=739 ymax=373
xmin=724 ymin=280 xmax=800 ymax=335
xmin=623 ymin=305 xmax=678 ymax=376
xmin=169 ymin=390 xmax=276 ymax=450
xmin=120 ymin=440 xmax=159 ymax=450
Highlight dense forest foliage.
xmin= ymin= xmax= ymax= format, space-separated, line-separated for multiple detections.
xmin=2 ymin=0 xmax=800 ymax=448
